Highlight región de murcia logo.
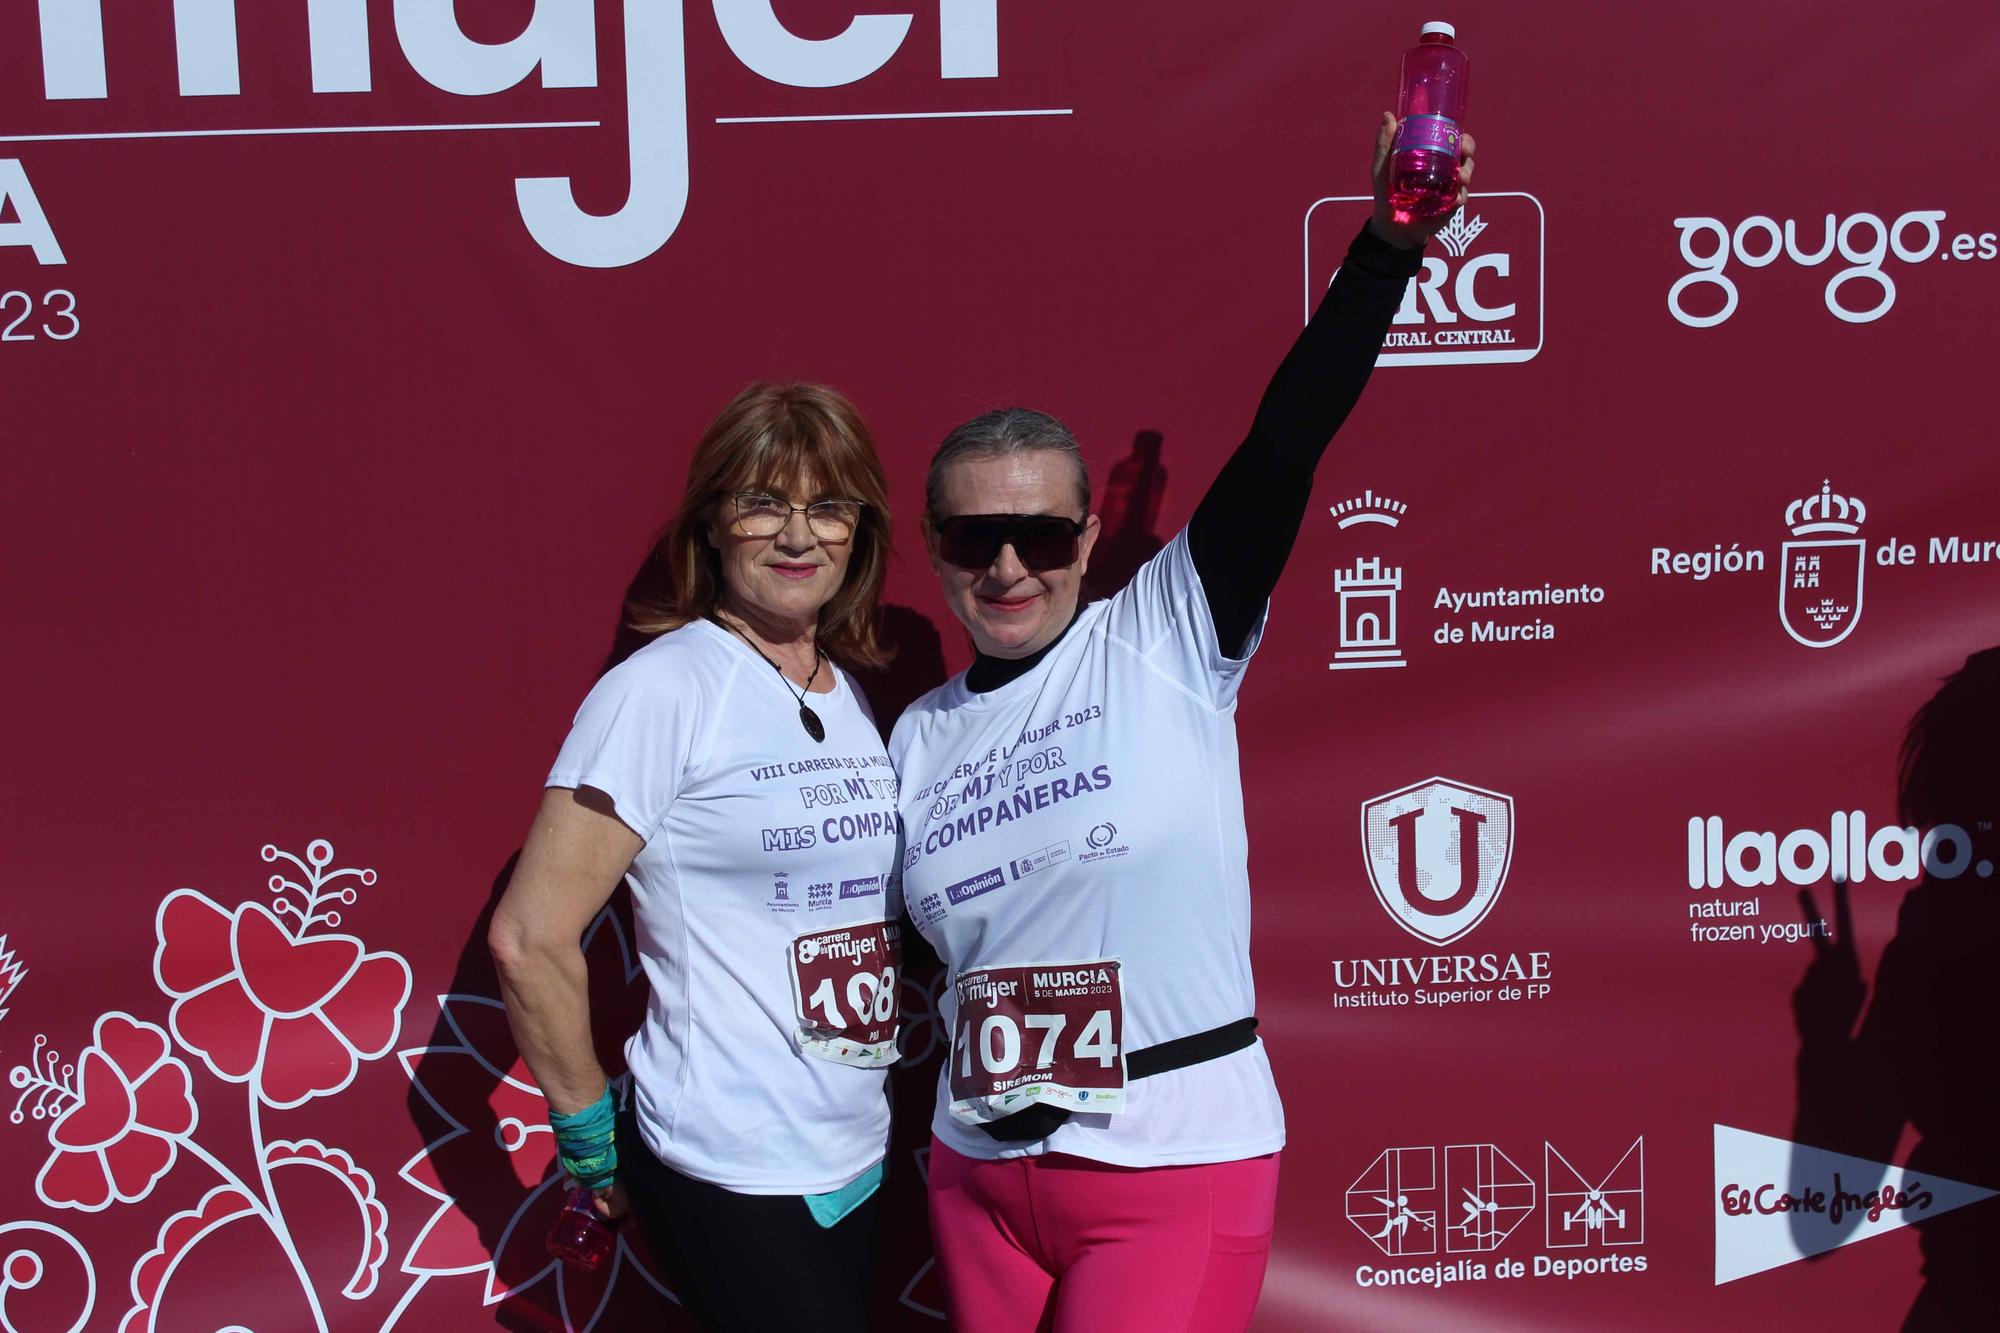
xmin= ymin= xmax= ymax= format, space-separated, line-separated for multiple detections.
xmin=1780 ymin=480 xmax=1867 ymax=648
xmin=1649 ymin=479 xmax=1999 ymax=650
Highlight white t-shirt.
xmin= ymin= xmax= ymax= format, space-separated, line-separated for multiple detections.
xmin=888 ymin=530 xmax=1285 ymax=1167
xmin=547 ymin=619 xmax=902 ymax=1194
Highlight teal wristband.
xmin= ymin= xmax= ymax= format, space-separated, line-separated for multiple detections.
xmin=549 ymin=1087 xmax=618 ymax=1190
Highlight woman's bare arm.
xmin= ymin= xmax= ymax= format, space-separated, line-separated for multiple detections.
xmin=488 ymin=786 xmax=642 ymax=1114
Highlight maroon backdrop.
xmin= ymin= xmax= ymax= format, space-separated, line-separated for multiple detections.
xmin=4 ymin=2 xmax=1997 ymax=1329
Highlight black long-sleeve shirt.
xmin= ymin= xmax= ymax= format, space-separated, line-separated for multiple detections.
xmin=967 ymin=223 xmax=1421 ymax=692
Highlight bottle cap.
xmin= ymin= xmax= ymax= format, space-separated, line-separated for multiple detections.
xmin=1421 ymin=21 xmax=1456 ymax=38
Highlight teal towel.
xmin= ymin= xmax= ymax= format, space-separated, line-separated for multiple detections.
xmin=805 ymin=1160 xmax=884 ymax=1229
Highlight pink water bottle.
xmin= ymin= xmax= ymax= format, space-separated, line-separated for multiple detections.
xmin=1389 ymin=21 xmax=1470 ymax=221
xmin=546 ymin=1187 xmax=616 ymax=1271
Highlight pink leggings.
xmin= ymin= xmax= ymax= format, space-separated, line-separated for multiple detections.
xmin=928 ymin=1138 xmax=1281 ymax=1332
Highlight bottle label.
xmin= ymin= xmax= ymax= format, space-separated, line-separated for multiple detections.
xmin=1394 ymin=113 xmax=1462 ymax=156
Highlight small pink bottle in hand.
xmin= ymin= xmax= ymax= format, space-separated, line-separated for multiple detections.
xmin=546 ymin=1187 xmax=616 ymax=1271
xmin=1389 ymin=21 xmax=1471 ymax=222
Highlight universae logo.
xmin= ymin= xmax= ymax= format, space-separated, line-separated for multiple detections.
xmin=1303 ymin=192 xmax=1544 ymax=365
xmin=1361 ymin=778 xmax=1515 ymax=947
xmin=0 ymin=0 xmax=1046 ymax=269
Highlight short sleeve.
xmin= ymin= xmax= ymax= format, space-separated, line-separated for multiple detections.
xmin=1097 ymin=527 xmax=1265 ymax=709
xmin=544 ymin=658 xmax=701 ymax=842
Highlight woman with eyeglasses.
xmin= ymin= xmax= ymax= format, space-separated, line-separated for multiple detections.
xmin=489 ymin=382 xmax=903 ymax=1333
xmin=886 ymin=119 xmax=1475 ymax=1330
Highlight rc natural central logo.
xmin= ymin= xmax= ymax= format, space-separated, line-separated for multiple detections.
xmin=1328 ymin=492 xmax=1607 ymax=669
xmin=0 ymin=2 xmax=1052 ymax=269
xmin=1348 ymin=1137 xmax=1647 ymax=1290
xmin=1303 ymin=192 xmax=1544 ymax=365
xmin=1649 ymin=480 xmax=1998 ymax=649
xmin=1713 ymin=1126 xmax=1995 ymax=1283
xmin=1334 ymin=779 xmax=1552 ymax=1011
xmin=1685 ymin=810 xmax=1994 ymax=947
xmin=1669 ymin=209 xmax=1998 ymax=326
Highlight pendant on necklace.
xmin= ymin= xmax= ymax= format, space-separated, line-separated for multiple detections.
xmin=799 ymin=703 xmax=826 ymax=743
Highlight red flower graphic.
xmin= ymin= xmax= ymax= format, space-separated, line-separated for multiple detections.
xmin=154 ymin=888 xmax=412 ymax=1108
xmin=25 ymin=1014 xmax=198 ymax=1212
xmin=119 ymin=1186 xmax=260 ymax=1333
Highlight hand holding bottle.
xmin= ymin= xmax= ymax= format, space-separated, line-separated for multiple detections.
xmin=587 ymin=1179 xmax=629 ymax=1219
xmin=1370 ymin=111 xmax=1476 ymax=251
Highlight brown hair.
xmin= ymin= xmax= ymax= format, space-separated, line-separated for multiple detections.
xmin=626 ymin=382 xmax=893 ymax=668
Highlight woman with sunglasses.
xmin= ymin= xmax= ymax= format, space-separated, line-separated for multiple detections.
xmin=887 ymin=118 xmax=1475 ymax=1330
xmin=489 ymin=383 xmax=903 ymax=1332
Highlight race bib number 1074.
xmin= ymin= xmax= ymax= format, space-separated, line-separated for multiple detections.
xmin=948 ymin=959 xmax=1126 ymax=1124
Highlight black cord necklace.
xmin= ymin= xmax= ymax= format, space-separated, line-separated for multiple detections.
xmin=710 ymin=614 xmax=828 ymax=743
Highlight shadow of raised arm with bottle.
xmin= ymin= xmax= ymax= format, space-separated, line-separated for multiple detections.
xmin=1084 ymin=429 xmax=1169 ymax=600
xmin=1789 ymin=647 xmax=2000 ymax=1329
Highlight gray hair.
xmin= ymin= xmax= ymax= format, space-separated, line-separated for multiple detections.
xmin=925 ymin=408 xmax=1091 ymax=518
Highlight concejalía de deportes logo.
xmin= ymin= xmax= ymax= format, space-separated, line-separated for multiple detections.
xmin=1347 ymin=1137 xmax=1647 ymax=1291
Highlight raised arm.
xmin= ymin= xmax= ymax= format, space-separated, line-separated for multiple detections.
xmin=1188 ymin=115 xmax=1475 ymax=655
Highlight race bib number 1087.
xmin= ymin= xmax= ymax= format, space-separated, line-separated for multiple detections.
xmin=789 ymin=922 xmax=901 ymax=1068
xmin=948 ymin=959 xmax=1126 ymax=1125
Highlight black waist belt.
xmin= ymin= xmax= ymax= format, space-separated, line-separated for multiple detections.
xmin=975 ymin=1018 xmax=1259 ymax=1143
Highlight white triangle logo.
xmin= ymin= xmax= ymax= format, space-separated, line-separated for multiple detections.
xmin=1713 ymin=1125 xmax=1998 ymax=1284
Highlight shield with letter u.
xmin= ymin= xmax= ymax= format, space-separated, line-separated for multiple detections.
xmin=1361 ymin=778 xmax=1515 ymax=947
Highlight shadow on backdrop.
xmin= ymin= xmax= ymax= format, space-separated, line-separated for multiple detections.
xmin=407 ymin=531 xmax=953 ymax=1326
xmin=1791 ymin=646 xmax=2000 ymax=1329
xmin=1086 ymin=429 xmax=1169 ymax=600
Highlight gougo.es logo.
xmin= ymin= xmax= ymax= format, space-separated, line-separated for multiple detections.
xmin=1669 ymin=209 xmax=1997 ymax=327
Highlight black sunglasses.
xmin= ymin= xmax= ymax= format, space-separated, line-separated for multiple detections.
xmin=932 ymin=513 xmax=1086 ymax=572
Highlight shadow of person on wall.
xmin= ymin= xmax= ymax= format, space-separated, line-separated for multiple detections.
xmin=1085 ymin=429 xmax=1169 ymax=600
xmin=1791 ymin=647 xmax=2000 ymax=1329
xmin=851 ymin=604 xmax=947 ymax=742
xmin=400 ymin=854 xmax=659 ymax=1331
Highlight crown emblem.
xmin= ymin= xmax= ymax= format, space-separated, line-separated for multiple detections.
xmin=1435 ymin=213 xmax=1489 ymax=258
xmin=1785 ymin=480 xmax=1866 ymax=536
xmin=1331 ymin=490 xmax=1409 ymax=529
